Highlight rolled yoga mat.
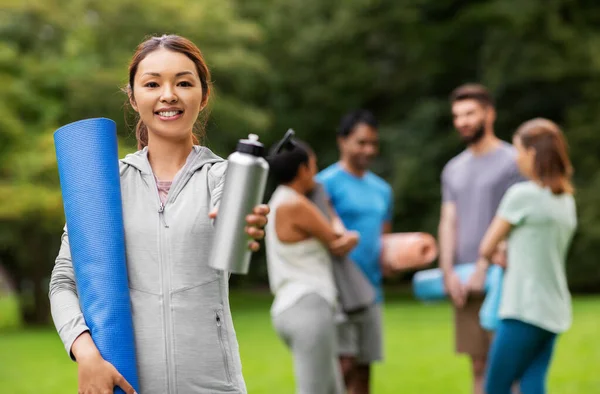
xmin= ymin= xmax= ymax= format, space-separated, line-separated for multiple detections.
xmin=380 ymin=232 xmax=438 ymax=277
xmin=412 ymin=262 xmax=499 ymax=302
xmin=54 ymin=118 xmax=139 ymax=394
xmin=479 ymin=265 xmax=504 ymax=331
xmin=308 ymin=182 xmax=376 ymax=315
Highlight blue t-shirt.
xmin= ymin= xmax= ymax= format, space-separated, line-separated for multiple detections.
xmin=317 ymin=163 xmax=393 ymax=303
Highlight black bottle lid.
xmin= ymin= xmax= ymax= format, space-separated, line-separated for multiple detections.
xmin=237 ymin=134 xmax=265 ymax=157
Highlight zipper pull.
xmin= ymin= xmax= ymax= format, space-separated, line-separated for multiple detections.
xmin=158 ymin=203 xmax=169 ymax=228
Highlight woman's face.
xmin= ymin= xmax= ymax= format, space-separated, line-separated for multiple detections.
xmin=513 ymin=135 xmax=535 ymax=179
xmin=130 ymin=48 xmax=205 ymax=145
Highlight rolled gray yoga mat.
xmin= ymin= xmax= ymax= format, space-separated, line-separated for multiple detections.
xmin=308 ymin=182 xmax=376 ymax=315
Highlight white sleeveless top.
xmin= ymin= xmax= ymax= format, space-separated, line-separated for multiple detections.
xmin=265 ymin=185 xmax=338 ymax=317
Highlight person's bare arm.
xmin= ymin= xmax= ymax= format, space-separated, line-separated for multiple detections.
xmin=438 ymin=202 xmax=466 ymax=307
xmin=71 ymin=332 xmax=99 ymax=362
xmin=466 ymin=218 xmax=512 ymax=293
xmin=439 ymin=202 xmax=457 ymax=276
xmin=479 ymin=217 xmax=512 ymax=261
xmin=491 ymin=240 xmax=508 ymax=269
xmin=278 ymin=198 xmax=358 ymax=256
xmin=279 ymin=198 xmax=338 ymax=243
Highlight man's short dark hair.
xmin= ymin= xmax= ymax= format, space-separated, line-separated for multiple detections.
xmin=450 ymin=84 xmax=495 ymax=108
xmin=337 ymin=109 xmax=379 ymax=137
xmin=267 ymin=139 xmax=313 ymax=185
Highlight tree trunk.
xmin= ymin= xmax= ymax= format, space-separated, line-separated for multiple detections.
xmin=29 ymin=231 xmax=50 ymax=326
xmin=0 ymin=263 xmax=15 ymax=295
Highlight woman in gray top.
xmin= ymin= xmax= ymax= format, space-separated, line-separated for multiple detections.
xmin=49 ymin=34 xmax=268 ymax=394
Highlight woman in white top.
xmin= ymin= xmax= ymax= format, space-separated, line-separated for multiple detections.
xmin=265 ymin=138 xmax=359 ymax=394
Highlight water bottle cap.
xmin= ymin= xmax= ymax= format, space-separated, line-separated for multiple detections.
xmin=237 ymin=134 xmax=265 ymax=157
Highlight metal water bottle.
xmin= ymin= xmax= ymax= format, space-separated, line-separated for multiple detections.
xmin=209 ymin=134 xmax=269 ymax=274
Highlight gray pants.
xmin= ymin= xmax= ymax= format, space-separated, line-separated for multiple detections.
xmin=273 ymin=294 xmax=345 ymax=394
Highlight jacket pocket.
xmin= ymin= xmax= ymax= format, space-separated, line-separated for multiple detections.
xmin=216 ymin=309 xmax=233 ymax=384
xmin=171 ymin=284 xmax=240 ymax=392
xmin=128 ymin=288 xmax=168 ymax=394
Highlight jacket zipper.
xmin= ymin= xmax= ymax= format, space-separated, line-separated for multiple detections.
xmin=151 ymin=176 xmax=175 ymax=393
xmin=216 ymin=310 xmax=232 ymax=384
xmin=158 ymin=202 xmax=169 ymax=228
xmin=147 ymin=155 xmax=199 ymax=393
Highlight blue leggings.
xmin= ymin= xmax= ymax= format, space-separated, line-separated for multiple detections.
xmin=485 ymin=319 xmax=557 ymax=394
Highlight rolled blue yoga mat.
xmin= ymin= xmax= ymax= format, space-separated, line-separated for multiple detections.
xmin=412 ymin=262 xmax=499 ymax=301
xmin=54 ymin=118 xmax=139 ymax=394
xmin=412 ymin=263 xmax=478 ymax=301
xmin=412 ymin=262 xmax=504 ymax=331
xmin=479 ymin=265 xmax=504 ymax=331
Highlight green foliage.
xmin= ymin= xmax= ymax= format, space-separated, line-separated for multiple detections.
xmin=0 ymin=294 xmax=23 ymax=331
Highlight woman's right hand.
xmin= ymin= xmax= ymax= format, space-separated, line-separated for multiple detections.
xmin=72 ymin=333 xmax=136 ymax=394
xmin=491 ymin=241 xmax=508 ymax=269
xmin=329 ymin=231 xmax=360 ymax=256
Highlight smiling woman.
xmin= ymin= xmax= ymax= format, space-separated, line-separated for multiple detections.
xmin=126 ymin=35 xmax=211 ymax=151
xmin=49 ymin=34 xmax=269 ymax=394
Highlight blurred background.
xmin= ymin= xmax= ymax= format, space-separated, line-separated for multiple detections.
xmin=1 ymin=0 xmax=599 ymax=392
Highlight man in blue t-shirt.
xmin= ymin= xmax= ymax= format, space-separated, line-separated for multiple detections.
xmin=317 ymin=109 xmax=393 ymax=394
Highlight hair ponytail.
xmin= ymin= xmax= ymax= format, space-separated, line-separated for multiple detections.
xmin=136 ymin=120 xmax=149 ymax=150
xmin=515 ymin=118 xmax=574 ymax=195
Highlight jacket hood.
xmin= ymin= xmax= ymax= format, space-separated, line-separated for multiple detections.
xmin=120 ymin=145 xmax=224 ymax=175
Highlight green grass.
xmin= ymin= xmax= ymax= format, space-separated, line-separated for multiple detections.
xmin=0 ymin=292 xmax=598 ymax=393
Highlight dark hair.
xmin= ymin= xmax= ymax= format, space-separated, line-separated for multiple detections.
xmin=267 ymin=139 xmax=313 ymax=185
xmin=337 ymin=109 xmax=378 ymax=137
xmin=126 ymin=34 xmax=211 ymax=150
xmin=515 ymin=118 xmax=574 ymax=195
xmin=450 ymin=83 xmax=495 ymax=108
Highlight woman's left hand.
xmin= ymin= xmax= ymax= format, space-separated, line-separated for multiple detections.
xmin=245 ymin=204 xmax=270 ymax=252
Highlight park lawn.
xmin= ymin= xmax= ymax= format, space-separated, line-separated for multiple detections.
xmin=0 ymin=292 xmax=597 ymax=393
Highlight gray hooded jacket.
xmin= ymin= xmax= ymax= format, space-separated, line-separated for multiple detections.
xmin=49 ymin=146 xmax=247 ymax=393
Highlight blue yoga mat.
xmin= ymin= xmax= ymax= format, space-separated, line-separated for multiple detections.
xmin=413 ymin=263 xmax=504 ymax=331
xmin=54 ymin=118 xmax=139 ymax=394
xmin=479 ymin=265 xmax=504 ymax=331
xmin=412 ymin=262 xmax=499 ymax=301
xmin=412 ymin=263 xmax=477 ymax=301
